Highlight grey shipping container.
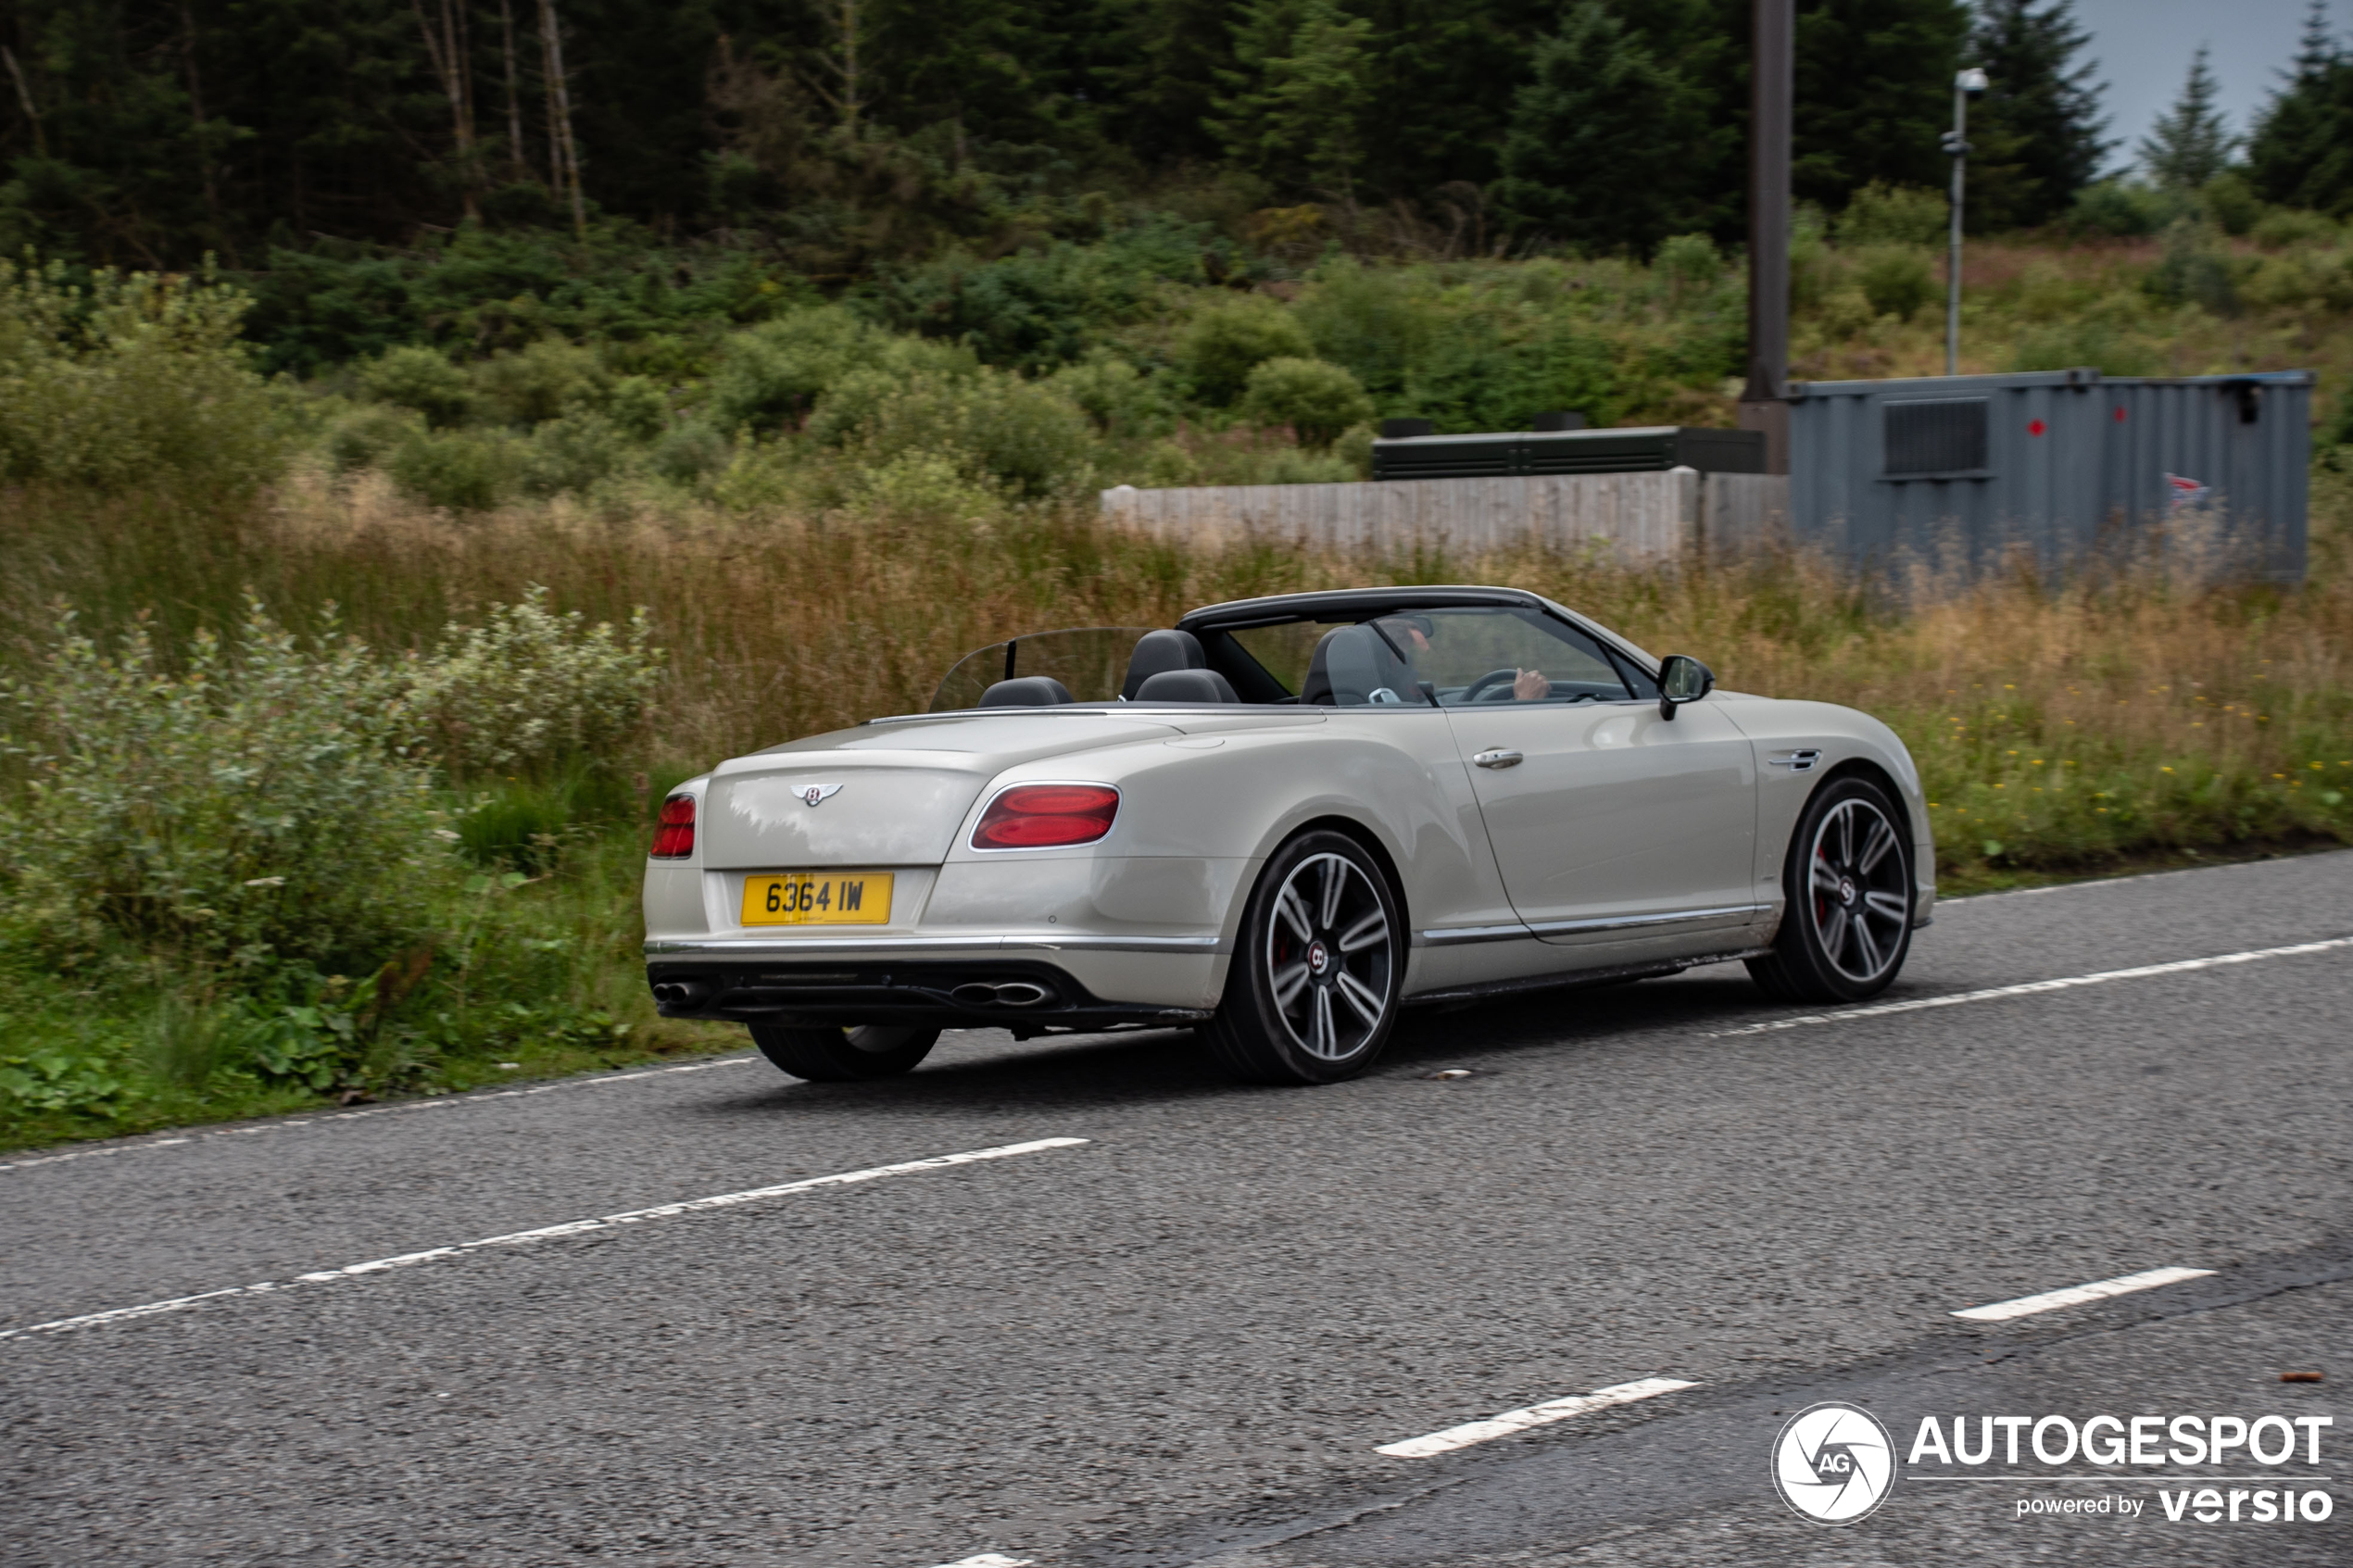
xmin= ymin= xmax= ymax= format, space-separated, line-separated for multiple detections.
xmin=1786 ymin=368 xmax=2312 ymax=580
xmin=1371 ymin=424 xmax=1766 ymax=482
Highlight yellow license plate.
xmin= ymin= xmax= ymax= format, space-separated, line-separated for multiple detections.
xmin=740 ymin=872 xmax=893 ymax=926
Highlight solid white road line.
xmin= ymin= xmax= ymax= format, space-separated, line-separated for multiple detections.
xmin=0 ymin=1137 xmax=1088 ymax=1344
xmin=0 ymin=1053 xmax=759 ymax=1175
xmin=925 ymin=1556 xmax=1034 ymax=1568
xmin=1705 ymin=935 xmax=2353 ymax=1039
xmin=1376 ymin=1376 xmax=1698 ymax=1459
xmin=1951 ymin=1266 xmax=2216 ymax=1323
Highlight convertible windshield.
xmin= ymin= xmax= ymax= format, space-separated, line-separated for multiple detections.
xmin=928 ymin=627 xmax=1152 ymax=710
xmin=1230 ymin=606 xmax=1636 ymax=707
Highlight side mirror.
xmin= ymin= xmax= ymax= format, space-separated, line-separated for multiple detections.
xmin=1657 ymin=655 xmax=1715 ymax=721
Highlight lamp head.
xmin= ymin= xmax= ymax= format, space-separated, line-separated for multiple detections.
xmin=1957 ymin=68 xmax=1989 ymax=95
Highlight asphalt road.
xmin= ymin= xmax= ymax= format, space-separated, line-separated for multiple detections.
xmin=3 ymin=852 xmax=2348 ymax=1567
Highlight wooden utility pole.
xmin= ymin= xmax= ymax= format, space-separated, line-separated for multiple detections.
xmin=4 ymin=45 xmax=46 ymax=157
xmin=1738 ymin=0 xmax=1793 ymax=473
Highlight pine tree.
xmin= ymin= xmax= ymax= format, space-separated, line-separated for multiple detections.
xmin=1966 ymin=0 xmax=2110 ymax=229
xmin=1211 ymin=0 xmax=1377 ymax=200
xmin=2246 ymin=3 xmax=2353 ymax=214
xmin=2140 ymin=44 xmax=2235 ymax=189
xmin=1792 ymin=0 xmax=1971 ymax=208
xmin=1489 ymin=1 xmax=1709 ymax=254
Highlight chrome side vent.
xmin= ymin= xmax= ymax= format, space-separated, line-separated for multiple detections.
xmin=1768 ymin=748 xmax=1822 ymax=772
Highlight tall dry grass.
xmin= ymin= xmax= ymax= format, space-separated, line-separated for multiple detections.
xmin=5 ymin=463 xmax=2349 ymax=880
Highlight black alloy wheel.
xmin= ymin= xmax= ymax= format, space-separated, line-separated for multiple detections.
xmin=749 ymin=1023 xmax=940 ymax=1082
xmin=1748 ymin=776 xmax=1915 ymax=1005
xmin=1203 ymin=829 xmax=1403 ymax=1085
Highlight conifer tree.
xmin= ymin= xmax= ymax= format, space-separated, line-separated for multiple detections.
xmin=2246 ymin=3 xmax=2353 ymax=214
xmin=1490 ymin=2 xmax=1707 ymax=254
xmin=1211 ymin=0 xmax=1377 ymax=200
xmin=1965 ymin=0 xmax=2109 ymax=229
xmin=2140 ymin=44 xmax=2234 ymax=190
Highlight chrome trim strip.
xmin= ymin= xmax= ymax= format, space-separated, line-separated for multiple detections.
xmin=645 ymin=934 xmax=1224 ymax=958
xmin=1416 ymin=922 xmax=1538 ymax=947
xmin=1523 ymin=904 xmax=1768 ymax=938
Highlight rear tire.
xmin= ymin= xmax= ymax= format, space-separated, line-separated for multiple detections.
xmin=749 ymin=1023 xmax=940 ymax=1082
xmin=1202 ymin=830 xmax=1403 ymax=1085
xmin=1747 ymin=775 xmax=1916 ymax=1005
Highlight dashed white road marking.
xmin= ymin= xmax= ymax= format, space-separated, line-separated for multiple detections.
xmin=1951 ymin=1266 xmax=2216 ymax=1323
xmin=1705 ymin=935 xmax=2353 ymax=1039
xmin=926 ymin=1555 xmax=1034 ymax=1568
xmin=1376 ymin=1376 xmax=1698 ymax=1458
xmin=0 ymin=1052 xmax=759 ymax=1175
xmin=0 ymin=1137 xmax=1088 ymax=1344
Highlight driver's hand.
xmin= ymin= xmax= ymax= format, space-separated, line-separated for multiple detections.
xmin=1513 ymin=668 xmax=1551 ymax=700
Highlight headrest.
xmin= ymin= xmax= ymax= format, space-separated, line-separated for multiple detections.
xmin=976 ymin=675 xmax=1075 ymax=708
xmin=1122 ymin=629 xmax=1207 ymax=699
xmin=1133 ymin=668 xmax=1239 ymax=704
xmin=1300 ymin=625 xmax=1415 ymax=707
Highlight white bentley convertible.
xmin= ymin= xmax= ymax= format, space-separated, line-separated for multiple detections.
xmin=644 ymin=586 xmax=1932 ymax=1085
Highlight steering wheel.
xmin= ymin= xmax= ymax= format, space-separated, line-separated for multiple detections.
xmin=1461 ymin=668 xmax=1522 ymax=703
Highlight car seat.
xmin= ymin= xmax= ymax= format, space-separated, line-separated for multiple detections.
xmin=1122 ymin=629 xmax=1208 ymax=699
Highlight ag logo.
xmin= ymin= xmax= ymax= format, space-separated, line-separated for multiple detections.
xmin=1771 ymin=1401 xmax=1895 ymax=1524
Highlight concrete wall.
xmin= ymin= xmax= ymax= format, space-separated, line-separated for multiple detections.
xmin=1101 ymin=469 xmax=1793 ymax=560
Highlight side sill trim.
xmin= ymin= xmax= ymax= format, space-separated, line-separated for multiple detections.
xmin=1403 ymin=947 xmax=1774 ymax=1007
xmin=1524 ymin=903 xmax=1768 ymax=938
xmin=1423 ymin=905 xmax=1768 ymax=947
xmin=645 ymin=934 xmax=1226 ymax=959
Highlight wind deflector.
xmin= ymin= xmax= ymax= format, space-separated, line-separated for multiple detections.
xmin=928 ymin=627 xmax=1156 ymax=711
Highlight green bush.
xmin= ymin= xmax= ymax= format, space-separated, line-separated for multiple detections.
xmin=706 ymin=306 xmax=973 ymax=433
xmin=1837 ymin=182 xmax=1948 ymax=247
xmin=2197 ymin=172 xmax=2264 ymax=237
xmin=810 ymin=367 xmax=1100 ymax=497
xmin=604 ymin=374 xmax=671 ymax=440
xmin=386 ymin=427 xmax=527 ymax=510
xmin=1048 ymin=354 xmax=1178 ymax=438
xmin=471 ymin=338 xmax=607 ymax=426
xmin=409 ymin=585 xmax=664 ymax=778
xmin=2148 ymin=220 xmax=2241 ymax=314
xmin=1178 ymin=295 xmax=1315 ymax=406
xmin=522 ymin=412 xmax=629 ymax=495
xmin=2249 ymin=207 xmax=2341 ymax=249
xmin=1851 ymin=245 xmax=1939 ymax=321
xmin=0 ymin=602 xmax=446 ymax=972
xmin=324 ymin=403 xmax=425 ymax=473
xmin=1240 ymin=357 xmax=1375 ymax=447
xmin=2069 ymin=179 xmax=2179 ymax=238
xmin=0 ymin=258 xmax=288 ymax=497
xmin=1654 ymin=232 xmax=1724 ymax=294
xmin=359 ymin=345 xmax=476 ymax=427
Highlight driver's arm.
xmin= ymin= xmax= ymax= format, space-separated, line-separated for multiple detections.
xmin=1513 ymin=668 xmax=1551 ymax=700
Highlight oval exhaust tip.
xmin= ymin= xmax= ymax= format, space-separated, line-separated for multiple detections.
xmin=950 ymin=983 xmax=1002 ymax=1007
xmin=993 ymin=981 xmax=1051 ymax=1007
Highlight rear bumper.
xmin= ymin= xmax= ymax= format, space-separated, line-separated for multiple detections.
xmin=644 ymin=935 xmax=1222 ymax=1032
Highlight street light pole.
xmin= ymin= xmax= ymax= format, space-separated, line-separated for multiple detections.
xmin=1944 ymin=67 xmax=1987 ymax=377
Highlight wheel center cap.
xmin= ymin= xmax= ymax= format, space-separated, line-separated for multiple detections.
xmin=1307 ymin=940 xmax=1331 ymax=975
xmin=1838 ymin=876 xmax=1858 ymax=906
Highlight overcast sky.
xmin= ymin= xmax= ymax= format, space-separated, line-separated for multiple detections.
xmin=2068 ymin=0 xmax=2316 ymax=171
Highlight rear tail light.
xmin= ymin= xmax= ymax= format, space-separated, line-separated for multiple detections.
xmin=972 ymin=784 xmax=1120 ymax=849
xmin=649 ymin=794 xmax=696 ymax=859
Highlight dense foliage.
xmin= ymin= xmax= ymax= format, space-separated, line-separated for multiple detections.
xmin=0 ymin=0 xmax=2111 ymax=282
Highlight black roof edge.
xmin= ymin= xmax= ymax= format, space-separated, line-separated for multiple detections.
xmin=1177 ymin=585 xmax=1545 ymax=631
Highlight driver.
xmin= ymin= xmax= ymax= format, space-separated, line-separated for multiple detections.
xmin=1376 ymin=613 xmax=1552 ymax=701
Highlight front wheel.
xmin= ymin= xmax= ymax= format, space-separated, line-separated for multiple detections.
xmin=749 ymin=1023 xmax=940 ymax=1082
xmin=1202 ymin=830 xmax=1403 ymax=1085
xmin=1747 ymin=776 xmax=1915 ymax=1005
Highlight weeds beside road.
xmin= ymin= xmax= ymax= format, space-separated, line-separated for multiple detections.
xmin=5 ymin=468 xmax=2350 ymax=1152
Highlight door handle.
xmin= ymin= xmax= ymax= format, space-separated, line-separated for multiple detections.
xmin=1473 ymin=748 xmax=1523 ymax=769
